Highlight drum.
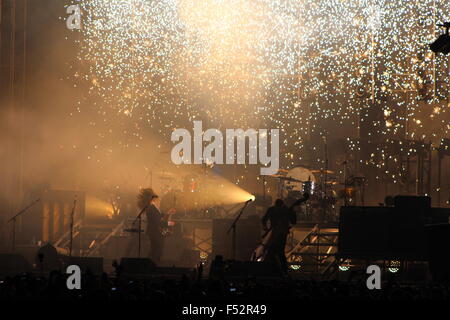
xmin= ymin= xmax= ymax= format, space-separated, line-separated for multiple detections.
xmin=283 ymin=166 xmax=317 ymax=198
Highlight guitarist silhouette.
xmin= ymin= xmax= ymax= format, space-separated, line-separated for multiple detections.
xmin=252 ymin=193 xmax=309 ymax=274
xmin=137 ymin=189 xmax=175 ymax=264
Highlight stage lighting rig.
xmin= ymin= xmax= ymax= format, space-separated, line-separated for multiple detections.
xmin=429 ymin=22 xmax=450 ymax=55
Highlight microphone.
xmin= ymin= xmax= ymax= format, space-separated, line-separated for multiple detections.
xmin=245 ymin=198 xmax=254 ymax=204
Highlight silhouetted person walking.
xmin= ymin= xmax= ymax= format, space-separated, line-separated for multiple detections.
xmin=261 ymin=196 xmax=308 ymax=273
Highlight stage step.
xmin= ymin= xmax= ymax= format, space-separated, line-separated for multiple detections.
xmin=291 ymin=252 xmax=336 ymax=256
xmin=287 ymin=224 xmax=339 ymax=275
xmin=300 ymin=242 xmax=337 ymax=247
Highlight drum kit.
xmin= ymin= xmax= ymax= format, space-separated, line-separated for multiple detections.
xmin=268 ymin=165 xmax=365 ymax=222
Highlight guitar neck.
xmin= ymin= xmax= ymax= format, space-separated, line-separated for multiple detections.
xmin=289 ymin=196 xmax=308 ymax=210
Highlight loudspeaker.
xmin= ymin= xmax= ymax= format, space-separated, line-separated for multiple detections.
xmin=339 ymin=205 xmax=428 ymax=260
xmin=119 ymin=258 xmax=156 ymax=277
xmin=391 ymin=196 xmax=428 ymax=258
xmin=426 ymin=223 xmax=450 ymax=282
xmin=0 ymin=254 xmax=32 ymax=277
xmin=394 ymin=195 xmax=431 ymax=213
xmin=35 ymin=243 xmax=68 ymax=273
xmin=338 ymin=206 xmax=391 ymax=259
xmin=67 ymin=257 xmax=103 ymax=275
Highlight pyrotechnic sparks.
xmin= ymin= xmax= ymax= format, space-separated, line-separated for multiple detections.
xmin=76 ymin=0 xmax=304 ymax=126
xmin=70 ymin=0 xmax=449 ymax=183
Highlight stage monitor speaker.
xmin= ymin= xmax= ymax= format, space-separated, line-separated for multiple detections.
xmin=339 ymin=206 xmax=428 ymax=260
xmin=338 ymin=206 xmax=391 ymax=259
xmin=67 ymin=257 xmax=103 ymax=275
xmin=36 ymin=243 xmax=67 ymax=273
xmin=0 ymin=254 xmax=32 ymax=277
xmin=119 ymin=258 xmax=156 ymax=277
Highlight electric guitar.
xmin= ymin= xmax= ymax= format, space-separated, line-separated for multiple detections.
xmin=160 ymin=208 xmax=176 ymax=237
xmin=251 ymin=193 xmax=309 ymax=262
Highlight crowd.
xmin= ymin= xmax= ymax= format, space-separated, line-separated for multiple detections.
xmin=0 ymin=270 xmax=449 ymax=301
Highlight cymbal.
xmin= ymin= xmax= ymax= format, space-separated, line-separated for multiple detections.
xmin=283 ymin=176 xmax=304 ymax=183
xmin=267 ymin=174 xmax=304 ymax=183
xmin=311 ymin=169 xmax=335 ymax=174
xmin=267 ymin=174 xmax=285 ymax=179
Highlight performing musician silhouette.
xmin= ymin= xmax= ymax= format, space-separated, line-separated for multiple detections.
xmin=137 ymin=188 xmax=175 ymax=264
xmin=260 ymin=193 xmax=309 ymax=273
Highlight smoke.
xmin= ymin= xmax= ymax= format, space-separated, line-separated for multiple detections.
xmin=1 ymin=1 xmax=263 ymax=227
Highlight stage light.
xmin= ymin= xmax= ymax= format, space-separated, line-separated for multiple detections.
xmin=85 ymin=195 xmax=115 ymax=218
xmin=388 ymin=267 xmax=399 ymax=273
xmin=199 ymin=251 xmax=209 ymax=263
xmin=430 ymin=23 xmax=450 ymax=55
xmin=339 ymin=259 xmax=351 ymax=271
xmin=338 ymin=265 xmax=350 ymax=271
xmin=388 ymin=260 xmax=400 ymax=273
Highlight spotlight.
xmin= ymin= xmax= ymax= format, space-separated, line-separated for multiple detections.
xmin=338 ymin=259 xmax=351 ymax=271
xmin=199 ymin=251 xmax=209 ymax=263
xmin=388 ymin=260 xmax=400 ymax=273
xmin=338 ymin=265 xmax=350 ymax=272
xmin=289 ymin=264 xmax=301 ymax=270
xmin=429 ymin=23 xmax=450 ymax=55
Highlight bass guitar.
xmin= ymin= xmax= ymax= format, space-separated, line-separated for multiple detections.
xmin=160 ymin=208 xmax=176 ymax=237
xmin=251 ymin=193 xmax=309 ymax=262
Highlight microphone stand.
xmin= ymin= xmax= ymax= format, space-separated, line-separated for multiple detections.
xmin=342 ymin=160 xmax=349 ymax=206
xmin=8 ymin=198 xmax=41 ymax=253
xmin=227 ymin=200 xmax=252 ymax=260
xmin=69 ymin=196 xmax=77 ymax=257
xmin=132 ymin=205 xmax=148 ymax=258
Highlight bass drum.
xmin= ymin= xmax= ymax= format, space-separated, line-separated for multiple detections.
xmin=283 ymin=166 xmax=317 ymax=198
